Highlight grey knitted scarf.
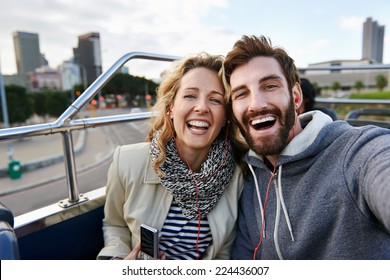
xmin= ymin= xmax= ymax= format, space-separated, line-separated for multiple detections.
xmin=150 ymin=134 xmax=235 ymax=219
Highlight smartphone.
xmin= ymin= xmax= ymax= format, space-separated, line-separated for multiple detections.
xmin=140 ymin=224 xmax=159 ymax=259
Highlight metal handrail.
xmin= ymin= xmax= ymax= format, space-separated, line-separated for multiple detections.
xmin=1 ymin=56 xmax=390 ymax=207
xmin=0 ymin=52 xmax=179 ymax=207
xmin=316 ymin=98 xmax=390 ymax=105
xmin=299 ymin=64 xmax=390 ymax=72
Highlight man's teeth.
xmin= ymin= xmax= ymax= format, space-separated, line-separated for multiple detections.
xmin=251 ymin=116 xmax=275 ymax=125
xmin=188 ymin=121 xmax=209 ymax=127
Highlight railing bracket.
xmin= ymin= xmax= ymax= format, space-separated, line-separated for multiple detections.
xmin=58 ymin=194 xmax=89 ymax=208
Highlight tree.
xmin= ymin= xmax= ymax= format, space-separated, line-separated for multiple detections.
xmin=0 ymin=85 xmax=33 ymax=125
xmin=353 ymin=80 xmax=364 ymax=93
xmin=331 ymin=81 xmax=341 ymax=97
xmin=44 ymin=91 xmax=70 ymax=117
xmin=32 ymin=92 xmax=47 ymax=117
xmin=102 ymin=73 xmax=158 ymax=105
xmin=375 ymin=75 xmax=388 ymax=91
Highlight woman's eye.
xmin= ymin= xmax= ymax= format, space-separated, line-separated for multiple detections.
xmin=210 ymin=98 xmax=223 ymax=104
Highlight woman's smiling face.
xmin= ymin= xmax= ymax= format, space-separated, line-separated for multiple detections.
xmin=170 ymin=67 xmax=226 ymax=159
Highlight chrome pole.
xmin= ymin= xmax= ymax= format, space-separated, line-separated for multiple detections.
xmin=58 ymin=130 xmax=87 ymax=208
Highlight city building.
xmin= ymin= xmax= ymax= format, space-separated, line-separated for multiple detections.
xmin=73 ymin=32 xmax=102 ymax=87
xmin=58 ymin=60 xmax=82 ymax=91
xmin=302 ymin=59 xmax=390 ymax=95
xmin=303 ymin=17 xmax=388 ymax=95
xmin=13 ymin=32 xmax=42 ymax=80
xmin=29 ymin=65 xmax=62 ymax=92
xmin=362 ymin=17 xmax=385 ymax=63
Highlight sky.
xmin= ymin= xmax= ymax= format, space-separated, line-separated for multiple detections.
xmin=1 ymin=0 xmax=390 ymax=81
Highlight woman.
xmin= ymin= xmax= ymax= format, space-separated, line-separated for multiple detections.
xmin=97 ymin=52 xmax=247 ymax=260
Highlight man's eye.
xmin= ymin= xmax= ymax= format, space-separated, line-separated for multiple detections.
xmin=233 ymin=91 xmax=247 ymax=100
xmin=265 ymin=84 xmax=277 ymax=90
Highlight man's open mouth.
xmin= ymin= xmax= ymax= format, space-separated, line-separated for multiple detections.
xmin=251 ymin=116 xmax=276 ymax=130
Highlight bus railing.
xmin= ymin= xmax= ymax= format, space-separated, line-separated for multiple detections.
xmin=0 ymin=52 xmax=179 ymax=208
xmin=1 ymin=56 xmax=390 ymax=211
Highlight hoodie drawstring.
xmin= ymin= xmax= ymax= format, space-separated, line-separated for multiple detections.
xmin=277 ymin=165 xmax=295 ymax=242
xmin=249 ymin=163 xmax=294 ymax=260
xmin=249 ymin=164 xmax=265 ymax=238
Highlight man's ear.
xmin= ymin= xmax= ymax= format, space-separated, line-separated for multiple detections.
xmin=292 ymin=82 xmax=303 ymax=110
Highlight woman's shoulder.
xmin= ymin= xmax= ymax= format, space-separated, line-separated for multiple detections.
xmin=224 ymin=163 xmax=245 ymax=195
xmin=114 ymin=142 xmax=151 ymax=159
xmin=112 ymin=142 xmax=152 ymax=172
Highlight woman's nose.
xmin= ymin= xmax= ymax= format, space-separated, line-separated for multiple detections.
xmin=194 ymin=98 xmax=209 ymax=113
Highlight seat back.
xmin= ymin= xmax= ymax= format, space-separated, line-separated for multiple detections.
xmin=345 ymin=108 xmax=390 ymax=128
xmin=0 ymin=202 xmax=20 ymax=260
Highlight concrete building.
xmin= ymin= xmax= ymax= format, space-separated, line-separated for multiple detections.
xmin=73 ymin=32 xmax=102 ymax=86
xmin=58 ymin=60 xmax=82 ymax=91
xmin=29 ymin=65 xmax=62 ymax=92
xmin=13 ymin=32 xmax=42 ymax=76
xmin=302 ymin=59 xmax=390 ymax=96
xmin=362 ymin=17 xmax=385 ymax=63
xmin=303 ymin=17 xmax=388 ymax=95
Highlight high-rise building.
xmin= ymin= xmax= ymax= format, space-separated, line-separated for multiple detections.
xmin=13 ymin=31 xmax=42 ymax=76
xmin=73 ymin=32 xmax=102 ymax=86
xmin=362 ymin=17 xmax=385 ymax=63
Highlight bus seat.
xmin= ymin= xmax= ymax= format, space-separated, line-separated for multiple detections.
xmin=0 ymin=202 xmax=20 ymax=260
xmin=345 ymin=108 xmax=390 ymax=128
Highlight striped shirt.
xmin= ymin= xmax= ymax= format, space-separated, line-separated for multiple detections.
xmin=159 ymin=200 xmax=212 ymax=260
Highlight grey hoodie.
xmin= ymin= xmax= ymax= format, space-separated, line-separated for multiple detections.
xmin=231 ymin=111 xmax=390 ymax=260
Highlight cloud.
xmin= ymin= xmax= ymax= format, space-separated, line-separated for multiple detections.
xmin=310 ymin=39 xmax=330 ymax=49
xmin=0 ymin=0 xmax=232 ymax=79
xmin=341 ymin=16 xmax=365 ymax=32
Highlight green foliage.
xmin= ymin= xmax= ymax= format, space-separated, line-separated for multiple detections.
xmin=1 ymin=73 xmax=158 ymax=125
xmin=353 ymin=80 xmax=364 ymax=92
xmin=331 ymin=81 xmax=341 ymax=92
xmin=36 ymin=90 xmax=70 ymax=117
xmin=375 ymin=75 xmax=388 ymax=91
xmin=102 ymin=73 xmax=158 ymax=103
xmin=0 ymin=85 xmax=33 ymax=124
xmin=31 ymin=92 xmax=47 ymax=117
xmin=349 ymin=91 xmax=390 ymax=99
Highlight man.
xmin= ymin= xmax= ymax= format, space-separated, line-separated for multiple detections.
xmin=223 ymin=35 xmax=390 ymax=259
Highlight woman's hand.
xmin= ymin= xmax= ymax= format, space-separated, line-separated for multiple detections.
xmin=123 ymin=243 xmax=141 ymax=260
xmin=123 ymin=243 xmax=165 ymax=260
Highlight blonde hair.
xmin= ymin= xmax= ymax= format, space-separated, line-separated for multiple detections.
xmin=147 ymin=52 xmax=248 ymax=175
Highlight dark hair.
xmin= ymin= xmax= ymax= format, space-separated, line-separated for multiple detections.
xmin=300 ymin=78 xmax=316 ymax=112
xmin=223 ymin=35 xmax=300 ymax=96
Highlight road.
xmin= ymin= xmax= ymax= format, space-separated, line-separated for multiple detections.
xmin=0 ymin=108 xmax=149 ymax=216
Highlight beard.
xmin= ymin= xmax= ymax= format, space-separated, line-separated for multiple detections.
xmin=236 ymin=96 xmax=296 ymax=157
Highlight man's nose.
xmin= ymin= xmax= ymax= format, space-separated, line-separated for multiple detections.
xmin=248 ymin=91 xmax=268 ymax=111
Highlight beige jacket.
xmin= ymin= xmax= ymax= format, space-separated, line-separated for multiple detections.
xmin=98 ymin=142 xmax=244 ymax=259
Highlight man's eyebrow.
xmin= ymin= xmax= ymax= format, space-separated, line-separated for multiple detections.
xmin=260 ymin=74 xmax=283 ymax=83
xmin=231 ymin=85 xmax=247 ymax=94
xmin=231 ymin=74 xmax=283 ymax=94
